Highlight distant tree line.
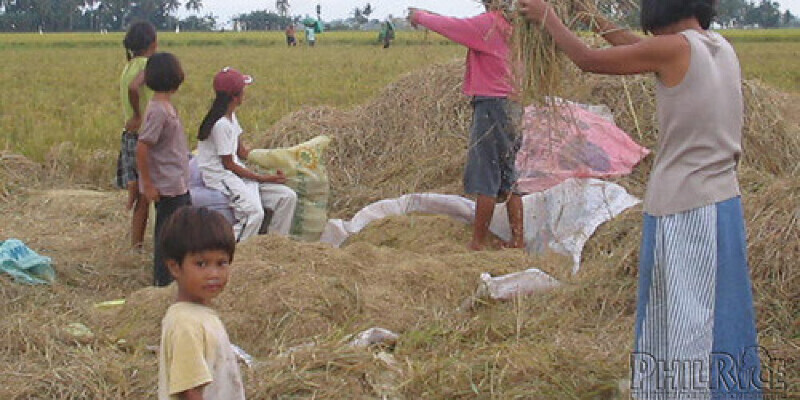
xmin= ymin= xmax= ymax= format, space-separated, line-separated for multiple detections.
xmin=718 ymin=0 xmax=798 ymax=27
xmin=0 ymin=0 xmax=313 ymax=32
xmin=232 ymin=11 xmax=297 ymax=31
xmin=0 ymin=0 xmax=209 ymax=32
xmin=603 ymin=0 xmax=797 ymax=28
xmin=1 ymin=0 xmax=797 ymax=32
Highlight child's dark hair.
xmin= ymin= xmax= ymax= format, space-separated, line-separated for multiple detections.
xmin=641 ymin=0 xmax=715 ymax=34
xmin=198 ymin=91 xmax=237 ymax=141
xmin=145 ymin=52 xmax=185 ymax=92
xmin=123 ymin=21 xmax=157 ymax=61
xmin=159 ymin=206 xmax=236 ymax=265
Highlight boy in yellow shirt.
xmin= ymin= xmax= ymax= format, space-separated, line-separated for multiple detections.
xmin=157 ymin=206 xmax=245 ymax=400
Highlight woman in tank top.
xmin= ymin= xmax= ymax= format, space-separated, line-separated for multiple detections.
xmin=517 ymin=0 xmax=761 ymax=398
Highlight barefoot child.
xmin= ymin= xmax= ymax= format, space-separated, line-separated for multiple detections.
xmin=408 ymin=1 xmax=525 ymax=250
xmin=517 ymin=0 xmax=760 ymax=397
xmin=285 ymin=24 xmax=297 ymax=47
xmin=157 ymin=206 xmax=245 ymax=400
xmin=136 ymin=52 xmax=191 ymax=287
xmin=196 ymin=67 xmax=297 ymax=242
xmin=116 ymin=20 xmax=157 ymax=249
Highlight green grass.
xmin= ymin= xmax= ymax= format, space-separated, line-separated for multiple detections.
xmin=0 ymin=30 xmax=456 ymax=49
xmin=719 ymin=29 xmax=800 ymax=91
xmin=721 ymin=28 xmax=800 ymax=42
xmin=732 ymin=41 xmax=800 ymax=93
xmin=0 ymin=32 xmax=463 ymax=170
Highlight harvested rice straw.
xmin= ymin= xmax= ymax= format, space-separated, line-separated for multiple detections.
xmin=510 ymin=0 xmax=575 ymax=106
xmin=509 ymin=0 xmax=639 ymax=154
xmin=510 ymin=0 xmax=639 ymax=104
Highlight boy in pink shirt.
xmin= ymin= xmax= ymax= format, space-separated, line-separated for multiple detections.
xmin=409 ymin=1 xmax=524 ymax=251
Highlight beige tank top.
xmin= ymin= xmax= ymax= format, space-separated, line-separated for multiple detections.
xmin=645 ymin=29 xmax=743 ymax=216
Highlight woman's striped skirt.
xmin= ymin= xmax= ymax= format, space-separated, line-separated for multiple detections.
xmin=632 ymin=197 xmax=762 ymax=399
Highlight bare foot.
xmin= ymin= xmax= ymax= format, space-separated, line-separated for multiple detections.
xmin=499 ymin=240 xmax=525 ymax=250
xmin=131 ymin=242 xmax=145 ymax=254
xmin=466 ymin=240 xmax=484 ymax=251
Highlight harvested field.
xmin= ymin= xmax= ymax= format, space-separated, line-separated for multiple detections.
xmin=0 ymin=61 xmax=798 ymax=399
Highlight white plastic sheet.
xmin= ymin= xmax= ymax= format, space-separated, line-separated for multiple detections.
xmin=321 ymin=178 xmax=640 ymax=274
xmin=479 ymin=269 xmax=561 ymax=301
xmin=348 ymin=327 xmax=400 ymax=348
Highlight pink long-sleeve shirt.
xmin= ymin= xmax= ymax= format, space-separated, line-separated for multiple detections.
xmin=412 ymin=10 xmax=513 ymax=97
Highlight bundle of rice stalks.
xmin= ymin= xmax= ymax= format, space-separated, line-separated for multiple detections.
xmin=510 ymin=0 xmax=573 ymax=105
xmin=510 ymin=0 xmax=639 ymax=104
xmin=740 ymin=81 xmax=800 ymax=177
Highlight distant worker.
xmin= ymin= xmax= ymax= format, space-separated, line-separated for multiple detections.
xmin=381 ymin=17 xmax=396 ymax=48
xmin=305 ymin=24 xmax=316 ymax=47
xmin=285 ymin=24 xmax=297 ymax=47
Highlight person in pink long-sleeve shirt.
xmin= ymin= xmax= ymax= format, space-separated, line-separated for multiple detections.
xmin=409 ymin=2 xmax=525 ymax=251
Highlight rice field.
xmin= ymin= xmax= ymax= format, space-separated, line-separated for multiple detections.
xmin=722 ymin=27 xmax=800 ymax=42
xmin=0 ymin=31 xmax=459 ymax=179
xmin=1 ymin=29 xmax=798 ymax=182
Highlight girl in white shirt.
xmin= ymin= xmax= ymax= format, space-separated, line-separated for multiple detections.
xmin=196 ymin=67 xmax=297 ymax=242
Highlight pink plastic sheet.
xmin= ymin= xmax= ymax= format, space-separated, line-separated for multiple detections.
xmin=515 ymin=101 xmax=650 ymax=193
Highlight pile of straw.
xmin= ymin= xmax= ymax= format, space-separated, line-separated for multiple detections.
xmin=0 ymin=61 xmax=797 ymax=398
xmin=257 ymin=61 xmax=799 ymax=213
xmin=0 ymin=152 xmax=41 ymax=201
xmin=256 ymin=62 xmax=471 ymax=217
xmin=347 ymin=214 xmax=501 ymax=254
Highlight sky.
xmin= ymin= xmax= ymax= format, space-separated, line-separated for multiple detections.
xmin=177 ymin=0 xmax=485 ymax=24
xmin=179 ymin=0 xmax=800 ymax=25
xmin=782 ymin=0 xmax=800 ymax=14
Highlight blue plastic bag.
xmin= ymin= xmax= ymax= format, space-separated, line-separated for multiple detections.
xmin=0 ymin=239 xmax=55 ymax=285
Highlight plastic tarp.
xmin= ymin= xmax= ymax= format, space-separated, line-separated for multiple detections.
xmin=478 ymin=268 xmax=561 ymax=300
xmin=321 ymin=178 xmax=640 ymax=274
xmin=0 ymin=239 xmax=55 ymax=285
xmin=515 ymin=99 xmax=650 ymax=193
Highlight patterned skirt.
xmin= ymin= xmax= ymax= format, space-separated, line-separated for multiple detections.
xmin=632 ymin=197 xmax=762 ymax=400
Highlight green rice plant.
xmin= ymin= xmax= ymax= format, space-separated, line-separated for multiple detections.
xmin=731 ymin=41 xmax=800 ymax=93
xmin=721 ymin=28 xmax=800 ymax=43
xmin=0 ymin=30 xmax=456 ymax=50
xmin=0 ymin=32 xmax=463 ymax=187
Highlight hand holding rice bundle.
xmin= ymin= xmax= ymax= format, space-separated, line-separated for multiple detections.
xmin=510 ymin=0 xmax=639 ymax=103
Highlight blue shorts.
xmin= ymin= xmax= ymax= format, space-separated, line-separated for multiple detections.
xmin=463 ymin=97 xmax=522 ymax=197
xmin=115 ymin=130 xmax=139 ymax=189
